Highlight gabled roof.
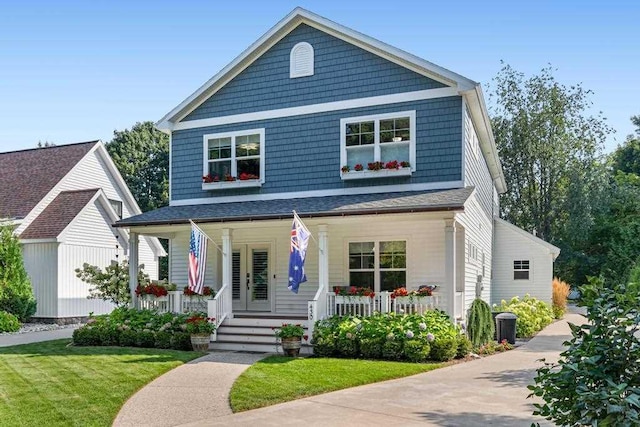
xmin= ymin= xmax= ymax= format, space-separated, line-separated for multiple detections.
xmin=155 ymin=7 xmax=507 ymax=193
xmin=20 ymin=189 xmax=101 ymax=239
xmin=0 ymin=141 xmax=99 ymax=220
xmin=494 ymin=217 xmax=561 ymax=260
xmin=115 ymin=187 xmax=473 ymax=227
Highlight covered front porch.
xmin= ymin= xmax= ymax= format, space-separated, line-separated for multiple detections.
xmin=116 ymin=188 xmax=474 ymax=349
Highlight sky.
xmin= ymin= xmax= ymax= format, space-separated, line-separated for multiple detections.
xmin=0 ymin=0 xmax=638 ymax=153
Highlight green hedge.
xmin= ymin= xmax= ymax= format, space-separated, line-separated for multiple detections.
xmin=0 ymin=310 xmax=21 ymax=333
xmin=72 ymin=307 xmax=196 ymax=350
xmin=495 ymin=295 xmax=554 ymax=338
xmin=312 ymin=311 xmax=468 ymax=362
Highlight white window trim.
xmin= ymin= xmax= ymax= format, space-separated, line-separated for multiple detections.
xmin=340 ymin=110 xmax=416 ymax=179
xmin=202 ymin=128 xmax=265 ymax=190
xmin=345 ymin=239 xmax=408 ymax=293
xmin=290 ymin=42 xmax=314 ymax=78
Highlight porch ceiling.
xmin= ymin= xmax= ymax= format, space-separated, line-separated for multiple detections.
xmin=115 ymin=187 xmax=473 ymax=228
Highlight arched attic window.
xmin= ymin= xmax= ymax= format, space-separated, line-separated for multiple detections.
xmin=290 ymin=42 xmax=314 ymax=78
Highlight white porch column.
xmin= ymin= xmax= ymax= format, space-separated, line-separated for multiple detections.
xmin=129 ymin=232 xmax=139 ymax=308
xmin=444 ymin=219 xmax=456 ymax=321
xmin=221 ymin=228 xmax=232 ymax=287
xmin=318 ymin=225 xmax=328 ymax=291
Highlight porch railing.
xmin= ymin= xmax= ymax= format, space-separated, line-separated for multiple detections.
xmin=208 ymin=283 xmax=231 ymax=334
xmin=318 ymin=291 xmax=442 ymax=319
xmin=307 ymin=282 xmax=328 ymax=340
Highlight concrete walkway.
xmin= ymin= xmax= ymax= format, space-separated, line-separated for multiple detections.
xmin=113 ymin=351 xmax=267 ymax=427
xmin=184 ymin=313 xmax=583 ymax=427
xmin=0 ymin=327 xmax=76 ymax=347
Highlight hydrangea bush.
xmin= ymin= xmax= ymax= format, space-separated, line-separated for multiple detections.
xmin=311 ymin=311 xmax=468 ymax=362
xmin=495 ymin=294 xmax=553 ymax=338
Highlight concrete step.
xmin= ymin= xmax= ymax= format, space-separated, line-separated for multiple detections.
xmin=218 ymin=324 xmax=308 ymax=335
xmin=225 ymin=316 xmax=309 ymax=328
xmin=210 ymin=340 xmax=312 ymax=354
xmin=216 ymin=333 xmax=279 ymax=344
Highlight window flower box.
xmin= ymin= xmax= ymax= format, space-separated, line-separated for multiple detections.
xmin=202 ymin=179 xmax=262 ymax=190
xmin=140 ymin=294 xmax=168 ymax=303
xmin=341 ymin=167 xmax=412 ymax=181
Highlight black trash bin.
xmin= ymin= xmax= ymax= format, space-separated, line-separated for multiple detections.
xmin=495 ymin=312 xmax=517 ymax=344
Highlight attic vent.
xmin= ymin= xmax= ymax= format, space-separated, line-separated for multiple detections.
xmin=290 ymin=42 xmax=314 ymax=78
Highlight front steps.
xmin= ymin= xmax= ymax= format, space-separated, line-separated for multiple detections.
xmin=211 ymin=313 xmax=313 ymax=354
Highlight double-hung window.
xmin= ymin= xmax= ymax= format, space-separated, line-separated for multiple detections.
xmin=513 ymin=260 xmax=530 ymax=280
xmin=340 ymin=111 xmax=416 ymax=175
xmin=203 ymin=129 xmax=265 ymax=188
xmin=348 ymin=240 xmax=407 ymax=292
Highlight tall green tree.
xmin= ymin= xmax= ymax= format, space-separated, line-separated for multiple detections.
xmin=106 ymin=121 xmax=169 ymax=212
xmin=0 ymin=225 xmax=37 ymax=321
xmin=489 ymin=64 xmax=612 ymax=284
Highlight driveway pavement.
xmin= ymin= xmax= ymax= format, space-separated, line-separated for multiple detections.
xmin=0 ymin=327 xmax=76 ymax=347
xmin=116 ymin=312 xmax=583 ymax=427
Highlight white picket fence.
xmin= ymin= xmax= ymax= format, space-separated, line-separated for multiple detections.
xmin=324 ymin=291 xmax=441 ymax=318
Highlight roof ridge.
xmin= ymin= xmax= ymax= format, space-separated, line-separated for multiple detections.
xmin=0 ymin=140 xmax=100 ymax=156
xmin=56 ymin=188 xmax=102 ymax=195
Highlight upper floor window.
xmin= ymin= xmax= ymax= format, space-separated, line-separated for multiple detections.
xmin=513 ymin=260 xmax=530 ymax=280
xmin=202 ymin=129 xmax=265 ymax=189
xmin=109 ymin=199 xmax=122 ymax=219
xmin=290 ymin=42 xmax=314 ymax=78
xmin=340 ymin=111 xmax=416 ymax=179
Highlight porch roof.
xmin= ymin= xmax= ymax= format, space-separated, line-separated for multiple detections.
xmin=114 ymin=187 xmax=474 ymax=227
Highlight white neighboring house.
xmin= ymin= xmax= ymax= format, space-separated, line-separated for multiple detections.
xmin=0 ymin=141 xmax=165 ymax=323
xmin=492 ymin=218 xmax=560 ymax=306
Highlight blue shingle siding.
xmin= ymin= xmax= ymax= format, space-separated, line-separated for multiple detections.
xmin=182 ymin=24 xmax=446 ymax=121
xmin=171 ymin=96 xmax=462 ymax=201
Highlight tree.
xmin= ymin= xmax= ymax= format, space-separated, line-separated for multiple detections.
xmin=106 ymin=121 xmax=169 ymax=212
xmin=0 ymin=225 xmax=37 ymax=321
xmin=489 ymin=64 xmax=612 ymax=284
xmin=611 ymin=115 xmax=640 ymax=175
xmin=75 ymin=261 xmax=149 ymax=307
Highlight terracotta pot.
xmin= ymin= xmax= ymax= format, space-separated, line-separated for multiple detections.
xmin=281 ymin=336 xmax=302 ymax=357
xmin=190 ymin=334 xmax=210 ymax=352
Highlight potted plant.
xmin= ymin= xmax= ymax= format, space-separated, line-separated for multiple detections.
xmin=341 ymin=165 xmax=350 ymax=173
xmin=273 ymin=323 xmax=308 ymax=357
xmin=185 ymin=315 xmax=216 ymax=351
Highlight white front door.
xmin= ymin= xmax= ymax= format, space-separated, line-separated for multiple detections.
xmin=232 ymin=245 xmax=271 ymax=312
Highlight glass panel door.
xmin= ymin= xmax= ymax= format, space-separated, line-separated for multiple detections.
xmin=248 ymin=247 xmax=270 ymax=311
xmin=231 ymin=248 xmax=246 ymax=311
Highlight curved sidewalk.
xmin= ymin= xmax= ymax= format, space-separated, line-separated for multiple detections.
xmin=113 ymin=351 xmax=267 ymax=427
xmin=181 ymin=313 xmax=583 ymax=427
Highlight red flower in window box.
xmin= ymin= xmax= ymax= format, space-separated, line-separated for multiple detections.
xmin=239 ymin=172 xmax=259 ymax=180
xmin=384 ymin=160 xmax=399 ymax=170
xmin=203 ymin=174 xmax=214 ymax=183
xmin=224 ymin=174 xmax=237 ymax=182
xmin=354 ymin=164 xmax=364 ymax=171
xmin=333 ymin=286 xmax=375 ymax=298
xmin=367 ymin=161 xmax=384 ymax=171
xmin=400 ymin=161 xmax=410 ymax=168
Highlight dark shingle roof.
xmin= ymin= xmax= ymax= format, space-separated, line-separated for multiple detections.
xmin=20 ymin=189 xmax=100 ymax=239
xmin=0 ymin=141 xmax=99 ymax=220
xmin=116 ymin=187 xmax=474 ymax=227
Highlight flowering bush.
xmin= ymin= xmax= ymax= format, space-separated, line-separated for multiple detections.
xmin=273 ymin=323 xmax=308 ymax=340
xmin=333 ymin=286 xmax=375 ymax=298
xmin=183 ymin=286 xmax=216 ymax=297
xmin=311 ymin=311 xmax=461 ymax=362
xmin=185 ymin=315 xmax=216 ymax=335
xmin=475 ymin=339 xmax=514 ymax=355
xmin=495 ymin=295 xmax=553 ymax=338
xmin=72 ymin=307 xmax=201 ymax=350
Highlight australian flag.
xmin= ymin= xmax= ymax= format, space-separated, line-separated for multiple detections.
xmin=288 ymin=213 xmax=311 ymax=294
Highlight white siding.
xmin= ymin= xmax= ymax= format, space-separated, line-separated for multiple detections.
xmin=492 ymin=221 xmax=554 ymax=305
xmin=169 ymin=214 xmax=449 ymax=315
xmin=63 ymin=200 xmax=121 ymax=247
xmin=22 ymin=242 xmax=59 ymax=318
xmin=459 ymin=104 xmax=497 ymax=316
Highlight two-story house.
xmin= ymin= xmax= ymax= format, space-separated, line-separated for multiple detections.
xmin=116 ymin=8 xmax=558 ymax=350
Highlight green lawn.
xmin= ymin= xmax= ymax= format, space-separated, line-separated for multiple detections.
xmin=0 ymin=339 xmax=203 ymax=427
xmin=230 ymin=356 xmax=443 ymax=412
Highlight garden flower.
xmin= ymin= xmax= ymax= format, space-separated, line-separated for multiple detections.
xmin=346 ymin=332 xmax=353 ymax=340
xmin=418 ymin=322 xmax=427 ymax=331
xmin=406 ymin=330 xmax=414 ymax=339
xmin=426 ymin=333 xmax=435 ymax=342
xmin=386 ymin=333 xmax=395 ymax=341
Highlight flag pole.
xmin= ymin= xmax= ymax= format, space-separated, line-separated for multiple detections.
xmin=189 ymin=219 xmax=225 ymax=255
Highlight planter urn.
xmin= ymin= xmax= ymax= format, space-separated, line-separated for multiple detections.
xmin=190 ymin=333 xmax=210 ymax=352
xmin=281 ymin=336 xmax=302 ymax=357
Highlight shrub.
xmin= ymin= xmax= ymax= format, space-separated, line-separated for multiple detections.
xmin=0 ymin=310 xmax=21 ymax=333
xmin=456 ymin=334 xmax=472 ymax=359
xmin=0 ymin=225 xmax=37 ymax=321
xmin=466 ymin=298 xmax=494 ymax=347
xmin=429 ymin=336 xmax=458 ymax=362
xmin=75 ymin=261 xmax=149 ymax=307
xmin=551 ymin=278 xmax=570 ymax=319
xmin=529 ymin=278 xmax=640 ymax=426
xmin=72 ymin=307 xmax=197 ymax=350
xmin=312 ymin=311 xmax=459 ymax=362
xmin=495 ymin=295 xmax=553 ymax=338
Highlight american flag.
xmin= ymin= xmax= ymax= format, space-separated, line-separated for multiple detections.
xmin=188 ymin=222 xmax=208 ymax=294
xmin=288 ymin=212 xmax=310 ymax=294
